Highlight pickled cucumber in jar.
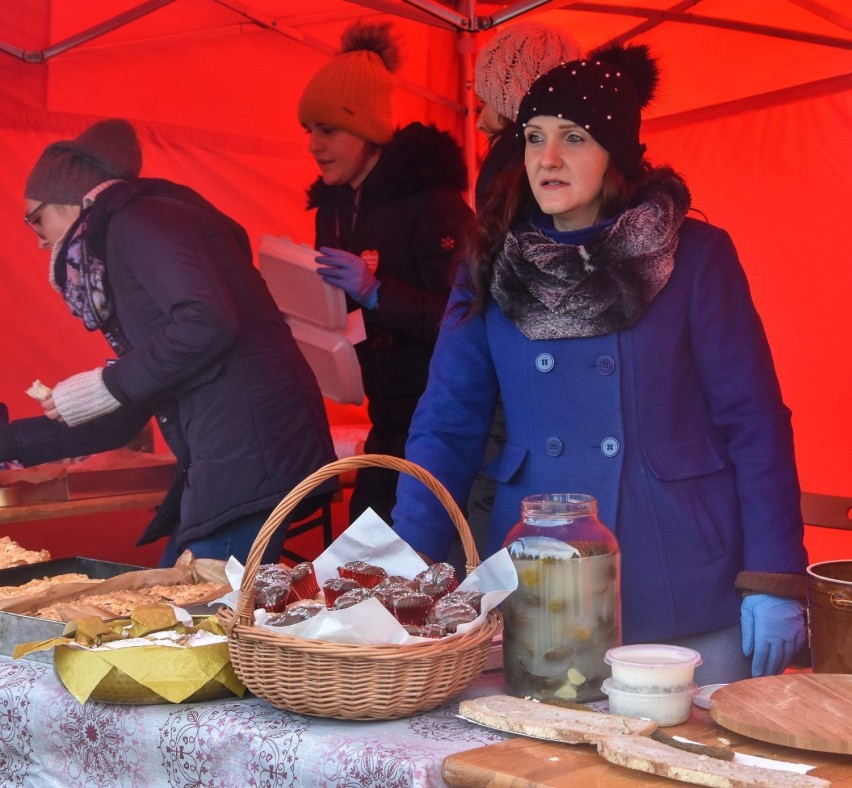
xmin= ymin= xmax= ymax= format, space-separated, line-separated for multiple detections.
xmin=502 ymin=495 xmax=620 ymax=702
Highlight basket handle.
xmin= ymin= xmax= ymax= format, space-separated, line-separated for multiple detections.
xmin=235 ymin=454 xmax=478 ymax=624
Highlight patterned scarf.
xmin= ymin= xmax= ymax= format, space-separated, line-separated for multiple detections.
xmin=50 ymin=209 xmax=113 ymax=332
xmin=490 ymin=176 xmax=689 ymax=339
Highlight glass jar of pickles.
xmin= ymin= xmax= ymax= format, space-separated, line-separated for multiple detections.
xmin=502 ymin=493 xmax=620 ymax=702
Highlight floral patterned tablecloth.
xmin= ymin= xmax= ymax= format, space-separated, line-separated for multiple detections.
xmin=0 ymin=655 xmax=510 ymax=787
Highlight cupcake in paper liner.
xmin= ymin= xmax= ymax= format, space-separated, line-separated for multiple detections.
xmin=267 ymin=600 xmax=325 ymax=627
xmin=427 ymin=598 xmax=478 ymax=633
xmin=443 ymin=589 xmax=484 ymax=614
xmin=374 ymin=582 xmax=414 ymax=614
xmin=415 ymin=562 xmax=459 ymax=599
xmin=289 ymin=561 xmax=320 ymax=601
xmin=322 ymin=576 xmax=362 ymax=608
xmin=332 ymin=587 xmax=374 ymax=610
xmin=403 ymin=622 xmax=446 ymax=639
xmin=374 ymin=575 xmax=415 ymax=592
xmin=338 ymin=560 xmax=388 ymax=588
xmin=254 ymin=564 xmax=292 ymax=612
xmin=390 ymin=591 xmax=434 ymax=626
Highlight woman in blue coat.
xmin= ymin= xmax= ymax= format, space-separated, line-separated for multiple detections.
xmin=3 ymin=119 xmax=336 ymax=566
xmin=392 ymin=46 xmax=808 ymax=684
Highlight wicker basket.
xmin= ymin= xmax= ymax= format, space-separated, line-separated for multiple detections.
xmin=220 ymin=454 xmax=503 ymax=720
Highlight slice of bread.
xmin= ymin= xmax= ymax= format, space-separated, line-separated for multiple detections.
xmin=597 ymin=734 xmax=830 ymax=787
xmin=458 ymin=694 xmax=657 ymax=744
xmin=25 ymin=379 xmax=53 ymax=402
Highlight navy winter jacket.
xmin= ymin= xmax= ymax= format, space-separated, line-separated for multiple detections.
xmin=6 ymin=179 xmax=336 ymax=552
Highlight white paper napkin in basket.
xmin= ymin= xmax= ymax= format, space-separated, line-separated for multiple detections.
xmin=215 ymin=508 xmax=517 ymax=645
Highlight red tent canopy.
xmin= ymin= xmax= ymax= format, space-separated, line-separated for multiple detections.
xmin=2 ymin=0 xmax=851 ymax=521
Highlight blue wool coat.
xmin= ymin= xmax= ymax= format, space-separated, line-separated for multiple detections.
xmin=392 ymin=217 xmax=807 ymax=643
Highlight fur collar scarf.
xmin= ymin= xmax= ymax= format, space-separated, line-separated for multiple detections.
xmin=306 ymin=122 xmax=468 ymax=209
xmin=491 ymin=174 xmax=690 ymax=339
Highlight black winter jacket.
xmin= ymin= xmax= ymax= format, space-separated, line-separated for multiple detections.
xmin=307 ymin=123 xmax=474 ymax=434
xmin=4 ymin=179 xmax=336 ymax=551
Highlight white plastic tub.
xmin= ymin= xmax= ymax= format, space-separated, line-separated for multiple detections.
xmin=601 ymin=678 xmax=698 ymax=726
xmin=604 ymin=644 xmax=702 ymax=692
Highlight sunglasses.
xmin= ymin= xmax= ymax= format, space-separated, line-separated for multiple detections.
xmin=24 ymin=201 xmax=47 ymax=239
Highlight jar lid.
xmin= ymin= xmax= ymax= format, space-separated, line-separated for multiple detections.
xmin=604 ymin=644 xmax=702 ymax=669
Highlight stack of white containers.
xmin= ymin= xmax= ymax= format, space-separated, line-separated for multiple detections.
xmin=259 ymin=235 xmax=364 ymax=406
xmin=601 ymin=644 xmax=702 ymax=726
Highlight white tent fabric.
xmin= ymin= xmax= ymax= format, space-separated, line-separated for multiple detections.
xmin=1 ymin=0 xmax=850 ymax=501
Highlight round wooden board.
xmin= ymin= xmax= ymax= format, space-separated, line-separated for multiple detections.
xmin=710 ymin=673 xmax=852 ymax=754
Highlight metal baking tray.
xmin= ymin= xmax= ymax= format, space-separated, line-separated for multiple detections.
xmin=0 ymin=557 xmax=145 ymax=664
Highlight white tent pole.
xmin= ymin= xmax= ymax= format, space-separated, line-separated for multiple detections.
xmin=557 ymin=2 xmax=852 ymax=50
xmin=209 ymin=1 xmax=465 ymax=113
xmin=786 ymin=0 xmax=852 ymax=32
xmin=334 ymin=0 xmax=459 ymax=28
xmin=593 ymin=0 xmax=701 ymax=48
xmin=40 ymin=0 xmax=177 ymax=61
xmin=645 ymin=71 xmax=852 ymax=130
xmin=458 ymin=27 xmax=479 ymax=207
xmin=398 ymin=0 xmax=469 ymax=28
xmin=484 ymin=0 xmax=556 ymax=28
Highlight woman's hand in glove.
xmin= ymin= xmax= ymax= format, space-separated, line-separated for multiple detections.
xmin=315 ymin=247 xmax=379 ymax=308
xmin=741 ymin=593 xmax=806 ymax=677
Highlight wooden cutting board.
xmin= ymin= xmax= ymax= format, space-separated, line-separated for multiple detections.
xmin=443 ymin=706 xmax=852 ymax=787
xmin=710 ymin=673 xmax=852 ymax=754
xmin=442 ymin=733 xmax=852 ymax=787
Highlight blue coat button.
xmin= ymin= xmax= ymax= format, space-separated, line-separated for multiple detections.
xmin=546 ymin=437 xmax=563 ymax=456
xmin=600 ymin=437 xmax=620 ymax=457
xmin=535 ymin=353 xmax=555 ymax=372
xmin=596 ymin=355 xmax=616 ymax=375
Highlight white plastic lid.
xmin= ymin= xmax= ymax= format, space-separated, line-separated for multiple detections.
xmin=604 ymin=644 xmax=702 ymax=669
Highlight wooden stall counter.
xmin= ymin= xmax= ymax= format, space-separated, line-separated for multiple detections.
xmin=0 ymin=449 xmax=172 ymax=526
xmin=0 ymin=490 xmax=165 ymax=526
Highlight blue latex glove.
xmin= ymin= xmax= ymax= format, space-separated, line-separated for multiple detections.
xmin=741 ymin=594 xmax=806 ymax=677
xmin=316 ymin=247 xmax=379 ymax=308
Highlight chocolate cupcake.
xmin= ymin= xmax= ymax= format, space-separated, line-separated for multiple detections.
xmin=332 ymin=587 xmax=375 ymax=610
xmin=253 ymin=564 xmax=292 ymax=613
xmin=374 ymin=582 xmax=415 ymax=613
xmin=443 ymin=589 xmax=484 ymax=613
xmin=338 ymin=560 xmax=388 ymax=588
xmin=373 ymin=575 xmax=415 ymax=593
xmin=322 ymin=576 xmax=362 ymax=608
xmin=289 ymin=561 xmax=320 ymax=601
xmin=267 ymin=600 xmax=325 ymax=626
xmin=415 ymin=562 xmax=459 ymax=599
xmin=403 ymin=623 xmax=447 ymax=638
xmin=390 ymin=591 xmax=434 ymax=626
xmin=427 ymin=598 xmax=478 ymax=633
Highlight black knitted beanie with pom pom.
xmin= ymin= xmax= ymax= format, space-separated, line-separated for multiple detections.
xmin=516 ymin=43 xmax=660 ymax=175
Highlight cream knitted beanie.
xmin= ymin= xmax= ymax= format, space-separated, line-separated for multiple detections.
xmin=475 ymin=21 xmax=583 ymax=121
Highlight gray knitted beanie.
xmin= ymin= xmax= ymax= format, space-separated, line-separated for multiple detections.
xmin=25 ymin=119 xmax=142 ymax=205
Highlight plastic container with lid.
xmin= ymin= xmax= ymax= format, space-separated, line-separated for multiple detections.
xmin=502 ymin=493 xmax=620 ymax=703
xmin=605 ymin=644 xmax=702 ymax=692
xmin=601 ymin=678 xmax=698 ymax=726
